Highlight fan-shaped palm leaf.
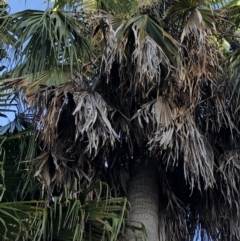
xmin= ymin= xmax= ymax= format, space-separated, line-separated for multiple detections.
xmin=11 ymin=8 xmax=89 ymax=77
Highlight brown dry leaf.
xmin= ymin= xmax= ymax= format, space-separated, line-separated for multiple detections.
xmin=73 ymin=90 xmax=119 ymax=156
xmin=2 ymin=72 xmax=119 ymax=194
xmin=219 ymin=149 xmax=240 ymax=206
xmin=132 ymin=34 xmax=172 ymax=96
xmin=133 ymin=97 xmax=215 ymax=190
xmin=181 ymin=8 xmax=205 ymax=44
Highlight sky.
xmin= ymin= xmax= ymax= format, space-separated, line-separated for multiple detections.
xmin=7 ymin=0 xmax=47 ymax=12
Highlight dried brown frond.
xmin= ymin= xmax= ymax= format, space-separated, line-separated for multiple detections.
xmin=177 ymin=112 xmax=214 ymax=190
xmin=181 ymin=8 xmax=206 ymax=44
xmin=132 ymin=34 xmax=172 ymax=96
xmin=73 ymin=90 xmax=118 ymax=155
xmin=2 ymin=73 xmax=118 ymax=194
xmin=218 ymin=149 xmax=240 ymax=207
xmin=92 ymin=12 xmax=119 ymax=82
xmin=134 ymin=97 xmax=215 ymax=190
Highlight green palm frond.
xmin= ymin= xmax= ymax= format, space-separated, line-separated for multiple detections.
xmin=220 ymin=1 xmax=240 ymax=88
xmin=0 ymin=3 xmax=15 ymax=46
xmin=11 ymin=8 xmax=89 ymax=77
xmin=12 ymin=65 xmax=72 ymax=86
xmin=0 ymin=87 xmax=37 ymax=201
xmin=0 ymin=3 xmax=16 ymax=73
xmin=0 ymin=200 xmax=48 ymax=241
xmin=0 ymin=130 xmax=131 ymax=241
xmin=223 ymin=0 xmax=240 ymax=27
xmin=0 ymin=181 xmax=130 ymax=241
xmin=0 ymin=131 xmax=42 ymax=241
xmin=228 ymin=47 xmax=240 ymax=90
xmin=50 ymin=181 xmax=129 ymax=241
xmin=0 ymin=129 xmax=36 ymax=201
xmin=49 ymin=0 xmax=134 ymax=14
xmin=49 ymin=0 xmax=81 ymax=11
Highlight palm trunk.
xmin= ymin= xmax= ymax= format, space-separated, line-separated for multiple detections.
xmin=126 ymin=161 xmax=159 ymax=241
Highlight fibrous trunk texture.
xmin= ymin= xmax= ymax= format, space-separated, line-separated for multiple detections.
xmin=126 ymin=161 xmax=159 ymax=241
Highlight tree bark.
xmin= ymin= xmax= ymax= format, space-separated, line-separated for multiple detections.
xmin=125 ymin=161 xmax=159 ymax=241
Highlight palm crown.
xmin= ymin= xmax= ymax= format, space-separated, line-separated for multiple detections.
xmin=2 ymin=0 xmax=240 ymax=240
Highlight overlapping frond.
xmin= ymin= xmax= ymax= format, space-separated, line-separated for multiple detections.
xmin=132 ymin=98 xmax=215 ymax=190
xmin=10 ymin=8 xmax=89 ymax=76
xmin=98 ymin=11 xmax=178 ymax=97
xmin=2 ymin=73 xmax=119 ymax=194
xmin=0 ymin=180 xmax=129 ymax=241
xmin=0 ymin=3 xmax=15 ymax=46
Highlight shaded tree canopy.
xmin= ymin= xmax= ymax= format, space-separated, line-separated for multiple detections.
xmin=2 ymin=0 xmax=240 ymax=240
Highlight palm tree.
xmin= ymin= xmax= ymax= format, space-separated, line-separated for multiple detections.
xmin=3 ymin=0 xmax=240 ymax=240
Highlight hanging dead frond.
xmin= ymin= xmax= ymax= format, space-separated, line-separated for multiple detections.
xmin=91 ymin=11 xmax=119 ymax=82
xmin=218 ymin=149 xmax=240 ymax=207
xmin=132 ymin=34 xmax=172 ymax=95
xmin=72 ymin=90 xmax=119 ymax=155
xmin=181 ymin=8 xmax=206 ymax=44
xmin=133 ymin=97 xmax=215 ymax=190
xmin=97 ymin=12 xmax=178 ymax=96
xmin=1 ymin=73 xmax=119 ymax=193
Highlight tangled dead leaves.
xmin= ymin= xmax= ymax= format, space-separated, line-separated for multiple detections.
xmin=2 ymin=73 xmax=118 ymax=195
